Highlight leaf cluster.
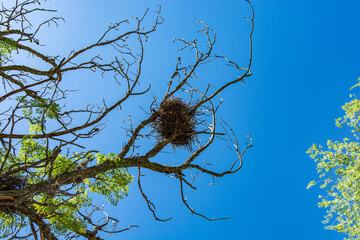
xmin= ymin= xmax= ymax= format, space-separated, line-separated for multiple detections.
xmin=308 ymin=78 xmax=360 ymax=239
xmin=0 ymin=36 xmax=16 ymax=65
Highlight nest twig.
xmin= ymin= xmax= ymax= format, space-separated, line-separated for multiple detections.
xmin=153 ymin=98 xmax=196 ymax=150
xmin=0 ymin=176 xmax=26 ymax=215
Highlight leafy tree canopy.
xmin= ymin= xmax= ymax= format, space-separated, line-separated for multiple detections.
xmin=308 ymin=79 xmax=360 ymax=240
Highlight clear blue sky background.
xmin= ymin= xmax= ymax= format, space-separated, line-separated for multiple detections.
xmin=30 ymin=0 xmax=360 ymax=239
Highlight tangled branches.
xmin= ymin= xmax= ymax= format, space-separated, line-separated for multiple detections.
xmin=0 ymin=0 xmax=254 ymax=239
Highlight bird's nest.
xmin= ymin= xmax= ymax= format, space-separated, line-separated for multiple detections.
xmin=153 ymin=98 xmax=197 ymax=150
xmin=0 ymin=176 xmax=26 ymax=215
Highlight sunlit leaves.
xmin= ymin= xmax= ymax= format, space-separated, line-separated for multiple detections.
xmin=0 ymin=36 xmax=16 ymax=65
xmin=17 ymin=96 xmax=60 ymax=126
xmin=86 ymin=153 xmax=133 ymax=206
xmin=0 ymin=98 xmax=133 ymax=236
xmin=33 ymin=187 xmax=91 ymax=235
xmin=0 ymin=213 xmax=26 ymax=238
xmin=308 ymin=79 xmax=360 ymax=240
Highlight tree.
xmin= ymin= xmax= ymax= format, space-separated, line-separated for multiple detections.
xmin=308 ymin=79 xmax=360 ymax=240
xmin=0 ymin=0 xmax=254 ymax=239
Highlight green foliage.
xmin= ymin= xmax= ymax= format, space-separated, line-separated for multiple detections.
xmin=17 ymin=96 xmax=60 ymax=126
xmin=0 ymin=213 xmax=26 ymax=238
xmin=0 ymin=36 xmax=16 ymax=65
xmin=86 ymin=153 xmax=133 ymax=206
xmin=308 ymin=78 xmax=360 ymax=240
xmin=0 ymin=97 xmax=133 ymax=236
xmin=0 ymin=138 xmax=89 ymax=235
xmin=33 ymin=186 xmax=91 ymax=235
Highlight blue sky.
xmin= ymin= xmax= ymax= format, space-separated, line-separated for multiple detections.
xmin=30 ymin=0 xmax=360 ymax=239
